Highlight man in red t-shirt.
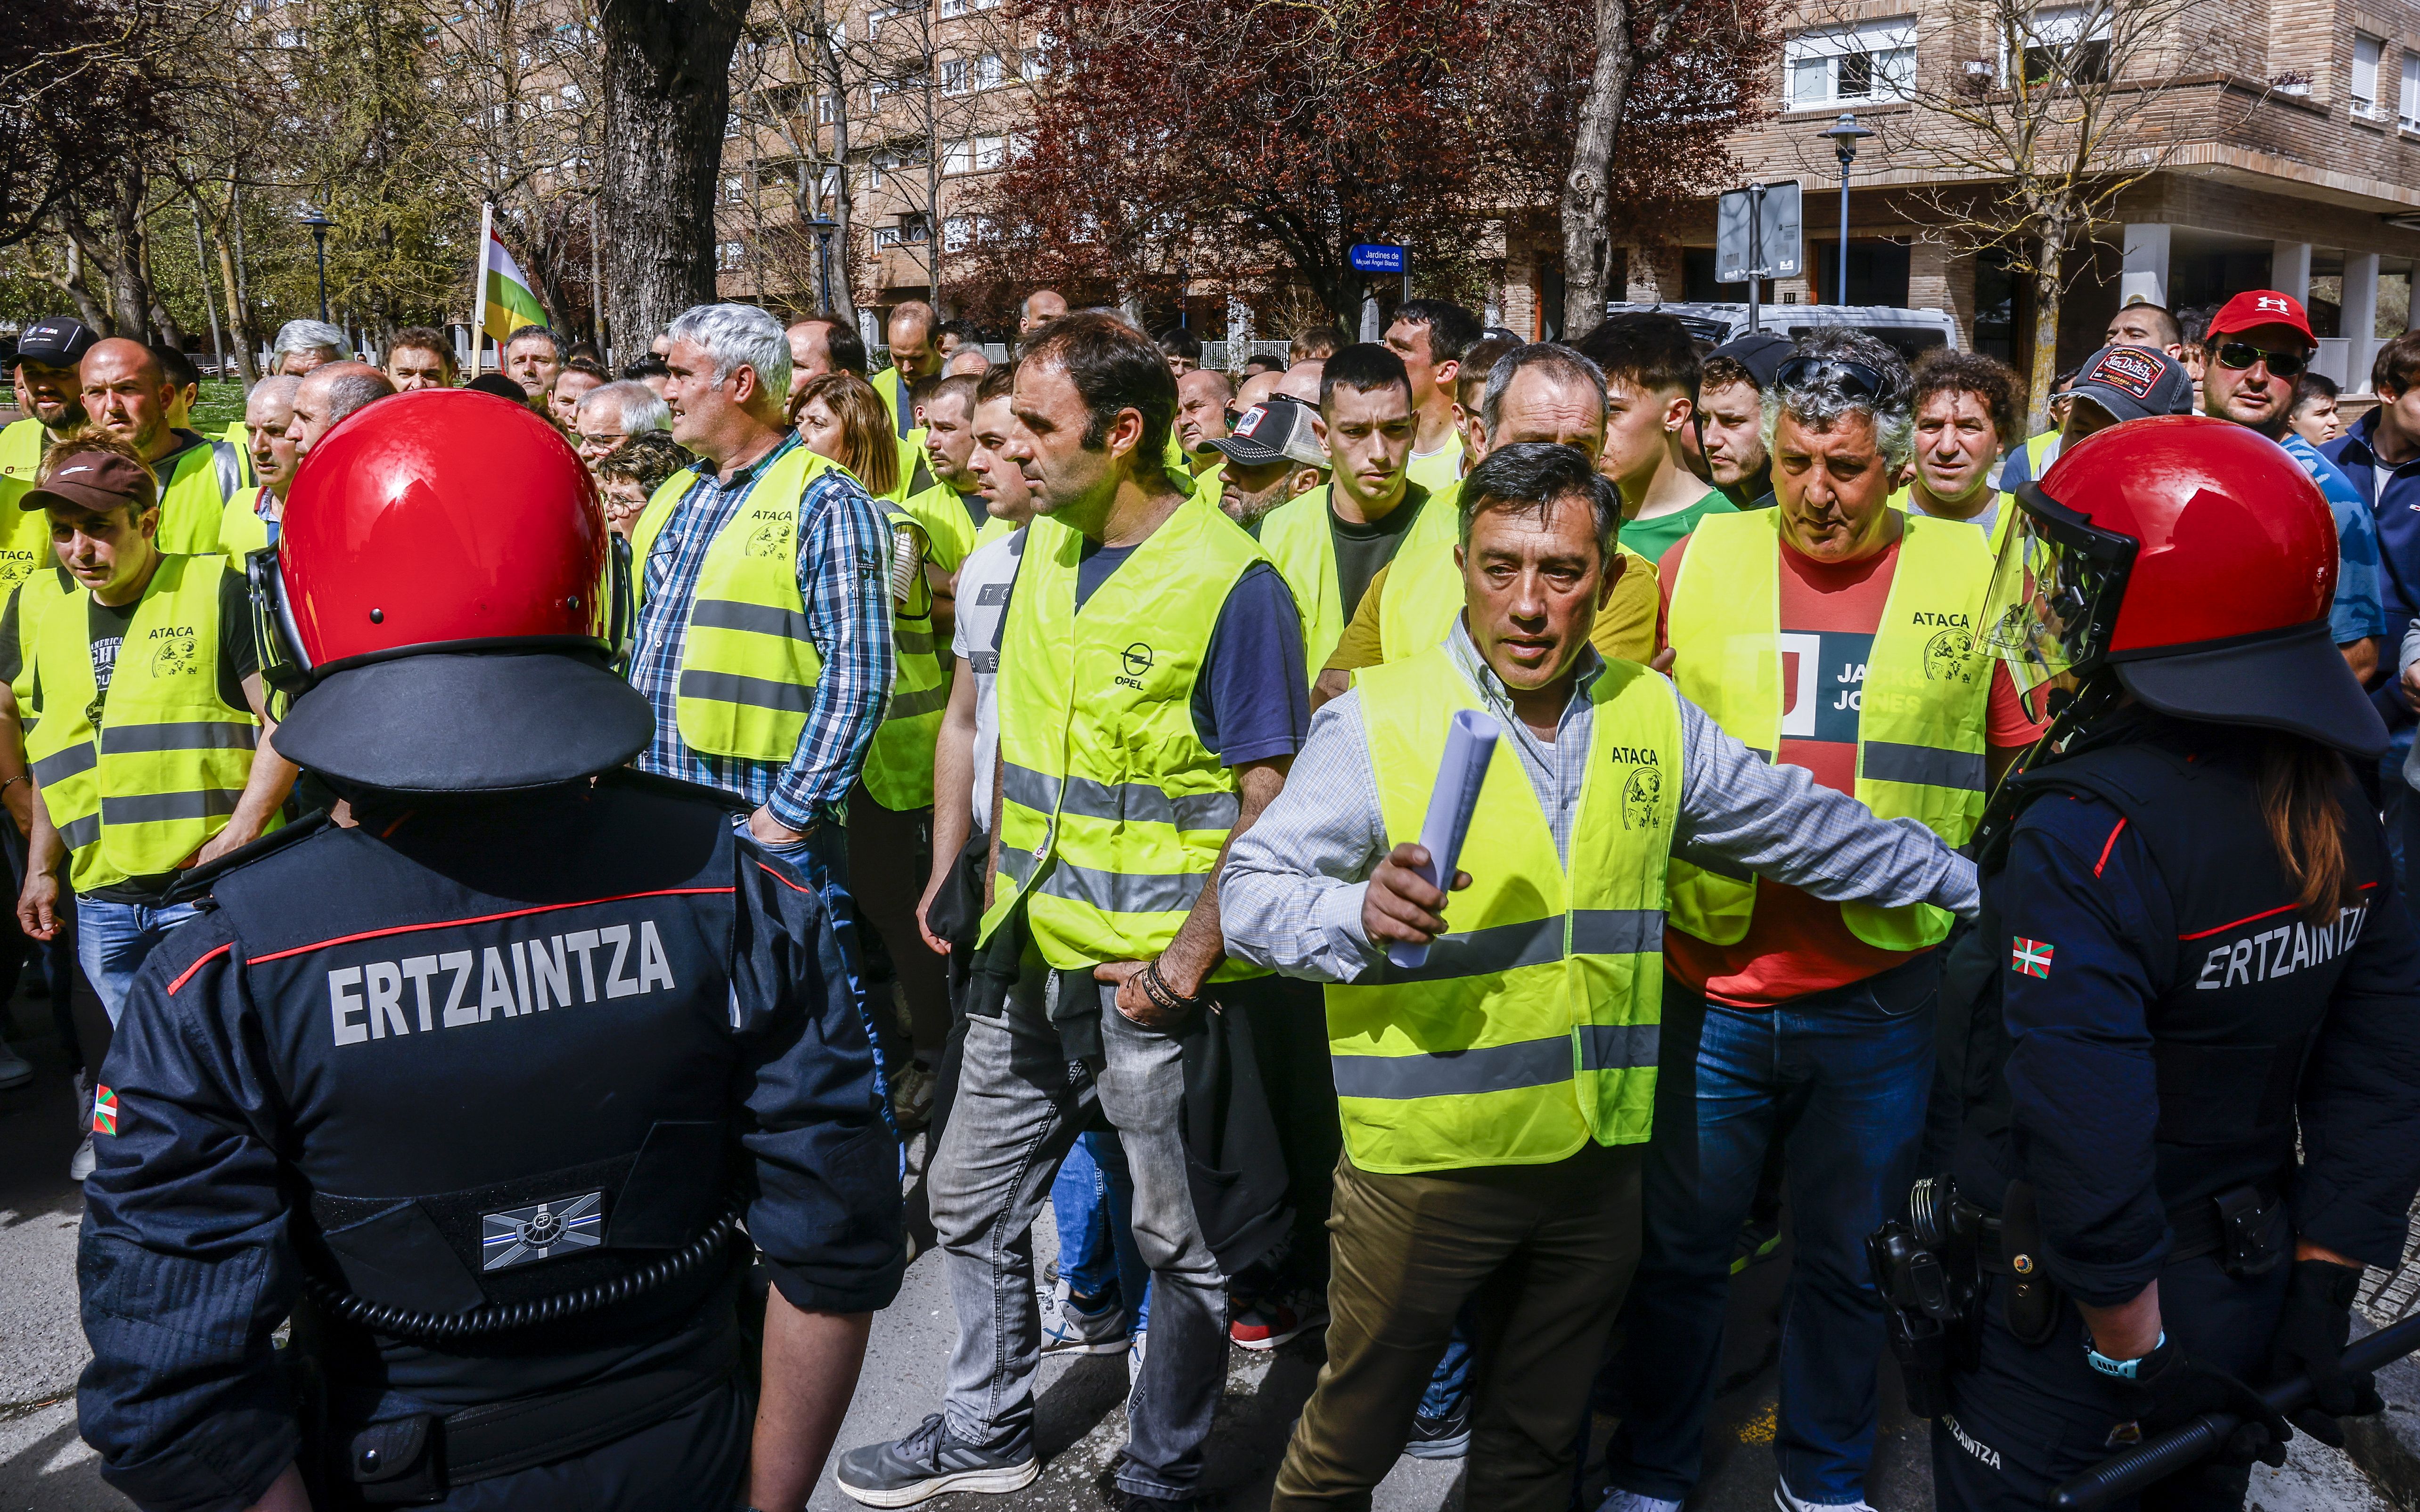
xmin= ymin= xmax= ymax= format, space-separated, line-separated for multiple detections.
xmin=1601 ymin=328 xmax=2043 ymax=1512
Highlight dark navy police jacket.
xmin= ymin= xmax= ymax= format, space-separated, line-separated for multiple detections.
xmin=1946 ymin=714 xmax=2420 ymax=1307
xmin=75 ymin=774 xmax=904 ymax=1512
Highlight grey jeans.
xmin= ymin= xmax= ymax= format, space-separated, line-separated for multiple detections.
xmin=930 ymin=961 xmax=1229 ymax=1499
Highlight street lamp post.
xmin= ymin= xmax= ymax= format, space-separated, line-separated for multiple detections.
xmin=1819 ymin=113 xmax=1874 ymax=305
xmin=803 ymin=215 xmax=839 ymax=314
xmin=299 ymin=206 xmax=335 ymax=324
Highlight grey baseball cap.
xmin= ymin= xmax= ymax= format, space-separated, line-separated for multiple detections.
xmin=1209 ymin=396 xmax=1327 ymax=468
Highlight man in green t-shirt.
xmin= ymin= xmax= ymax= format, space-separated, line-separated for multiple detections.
xmin=1579 ymin=312 xmax=1737 ymax=564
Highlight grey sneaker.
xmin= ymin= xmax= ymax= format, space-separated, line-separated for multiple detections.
xmin=0 ymin=1036 xmax=32 ymax=1091
xmin=70 ymin=1132 xmax=96 ymax=1183
xmin=835 ymin=1414 xmax=1038 ymax=1508
xmin=1040 ymin=1280 xmax=1128 ymax=1356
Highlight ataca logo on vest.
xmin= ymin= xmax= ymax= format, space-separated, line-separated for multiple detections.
xmin=147 ymin=624 xmax=198 ymax=678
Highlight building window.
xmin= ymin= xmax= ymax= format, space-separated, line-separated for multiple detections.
xmin=2400 ymin=53 xmax=2420 ymax=129
xmin=975 ymin=133 xmax=1006 ymax=170
xmin=722 ymin=175 xmax=744 ymax=203
xmin=1022 ymin=33 xmax=1055 ymax=81
xmin=899 ymin=213 xmax=929 ymax=244
xmin=874 ymin=225 xmax=901 ymax=250
xmin=945 ymin=138 xmax=973 ymax=174
xmin=2353 ymin=34 xmax=2387 ymax=120
xmin=716 ymin=240 xmax=745 ymax=270
xmin=940 ymin=0 xmax=1001 ymax=15
xmin=1785 ymin=19 xmax=1914 ymax=109
xmin=976 ymin=52 xmax=1002 ymax=89
xmin=944 ymin=215 xmax=971 ymax=252
xmin=2013 ymin=6 xmax=2111 ymax=87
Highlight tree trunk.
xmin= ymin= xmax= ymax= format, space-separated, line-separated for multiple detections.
xmin=2026 ymin=228 xmax=2066 ymax=434
xmin=106 ymin=170 xmax=153 ymax=339
xmin=1559 ymin=0 xmax=1635 ymax=343
xmin=598 ymin=0 xmax=752 ymax=346
xmin=822 ymin=24 xmax=857 ymax=325
xmin=60 ymin=235 xmax=112 ymax=335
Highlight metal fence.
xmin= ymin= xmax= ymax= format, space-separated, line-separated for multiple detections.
xmin=2362 ymin=1209 xmax=2420 ymax=1325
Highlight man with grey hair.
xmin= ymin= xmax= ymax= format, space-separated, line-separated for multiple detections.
xmin=284 ymin=362 xmax=394 ymax=461
xmin=573 ymin=379 xmax=673 ymax=471
xmin=502 ymin=325 xmax=564 ymax=405
xmin=627 ymin=302 xmax=894 ymax=1083
xmin=270 ymin=319 xmax=349 ymax=377
xmin=1600 ymin=324 xmax=2042 ymax=1512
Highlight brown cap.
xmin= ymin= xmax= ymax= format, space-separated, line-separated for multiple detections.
xmin=20 ymin=451 xmax=155 ymax=515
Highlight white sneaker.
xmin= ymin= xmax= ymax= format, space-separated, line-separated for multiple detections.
xmin=1774 ymin=1482 xmax=1875 ymax=1512
xmin=1127 ymin=1327 xmax=1148 ymax=1387
xmin=1597 ymin=1492 xmax=1682 ymax=1512
xmin=0 ymin=1036 xmax=32 ymax=1090
xmin=70 ymin=1132 xmax=96 ymax=1182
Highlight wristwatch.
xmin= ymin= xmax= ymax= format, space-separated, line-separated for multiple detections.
xmin=2085 ymin=1332 xmax=2166 ymax=1380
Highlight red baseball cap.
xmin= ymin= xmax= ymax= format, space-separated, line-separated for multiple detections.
xmin=2206 ymin=290 xmax=2315 ymax=344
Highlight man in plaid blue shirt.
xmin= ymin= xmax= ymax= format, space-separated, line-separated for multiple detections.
xmin=629 ymin=302 xmax=894 ymax=938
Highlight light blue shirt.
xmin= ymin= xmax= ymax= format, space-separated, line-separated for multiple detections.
xmin=2281 ymin=431 xmax=2387 ymax=645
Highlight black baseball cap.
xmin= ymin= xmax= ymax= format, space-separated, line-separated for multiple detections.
xmin=1209 ymin=397 xmax=1327 ymax=468
xmin=1706 ymin=331 xmax=1793 ymax=390
xmin=2057 ymin=344 xmax=2196 ymax=425
xmin=13 ymin=318 xmax=99 ymax=370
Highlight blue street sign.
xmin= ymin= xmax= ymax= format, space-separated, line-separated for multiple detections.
xmin=1349 ymin=243 xmax=1406 ymax=274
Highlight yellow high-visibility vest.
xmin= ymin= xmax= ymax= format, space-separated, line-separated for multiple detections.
xmin=982 ymin=494 xmax=1272 ymax=972
xmin=1328 ymin=644 xmax=1680 ymax=1173
xmin=26 ymin=554 xmax=266 ymax=893
xmin=1662 ymin=509 xmax=1994 ymax=951
xmin=0 ymin=418 xmax=63 ymax=592
xmin=859 ymin=507 xmax=949 ymax=811
xmin=628 ymin=447 xmax=849 ymax=763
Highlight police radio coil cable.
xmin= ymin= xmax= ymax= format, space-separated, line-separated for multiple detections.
xmin=299 ymin=1195 xmax=748 ymax=1345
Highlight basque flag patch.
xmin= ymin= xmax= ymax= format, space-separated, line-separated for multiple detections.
xmin=2011 ymin=938 xmax=2054 ymax=979
xmin=92 ymin=1086 xmax=118 ymax=1136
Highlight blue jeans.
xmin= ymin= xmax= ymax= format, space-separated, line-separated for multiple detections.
xmin=77 ymin=896 xmax=202 ymax=1028
xmin=1054 ymin=1130 xmax=1150 ymax=1332
xmin=1416 ymin=1309 xmax=1476 ymax=1419
xmin=1606 ymin=957 xmax=1938 ymax=1506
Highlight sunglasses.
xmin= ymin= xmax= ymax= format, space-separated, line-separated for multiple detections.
xmin=2213 ymin=341 xmax=2309 ymax=377
xmin=1775 ymin=354 xmax=1889 ymax=400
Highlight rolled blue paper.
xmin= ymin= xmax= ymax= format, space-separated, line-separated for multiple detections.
xmin=1387 ymin=707 xmax=1500 ymax=970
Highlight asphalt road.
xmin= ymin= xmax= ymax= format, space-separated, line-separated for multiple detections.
xmin=0 ymin=985 xmax=2391 ymax=1512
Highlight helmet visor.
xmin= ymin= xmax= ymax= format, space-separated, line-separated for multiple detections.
xmin=1980 ymin=485 xmax=2138 ymax=697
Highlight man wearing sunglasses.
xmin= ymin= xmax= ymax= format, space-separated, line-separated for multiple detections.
xmin=2203 ymin=290 xmax=2385 ymax=682
xmin=1605 ymin=327 xmax=2043 ymax=1512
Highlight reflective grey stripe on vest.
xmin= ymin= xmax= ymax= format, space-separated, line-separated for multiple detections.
xmin=1861 ymin=740 xmax=1985 ymax=793
xmin=896 ymin=626 xmax=936 ymax=657
xmin=1362 ymin=909 xmax=1663 ymax=985
xmin=679 ymin=669 xmax=812 ymax=715
xmin=692 ymin=598 xmax=810 ymax=642
xmin=1333 ymin=1024 xmax=1660 ymax=1100
xmin=58 ymin=813 xmax=98 ymax=852
xmin=887 ymin=683 xmax=949 ymax=721
xmin=211 ymin=440 xmax=244 ymax=500
xmin=100 ymin=721 xmax=259 ymax=756
xmin=33 ymin=741 xmax=97 ymax=788
xmin=101 ymin=789 xmax=245 ymax=827
xmin=1034 ymin=857 xmax=1206 ymax=915
xmin=1000 ymin=762 xmax=1240 ymax=832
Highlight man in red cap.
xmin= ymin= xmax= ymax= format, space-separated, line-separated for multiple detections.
xmin=2201 ymin=290 xmax=2386 ymax=680
xmin=72 ymin=391 xmax=902 ymax=1512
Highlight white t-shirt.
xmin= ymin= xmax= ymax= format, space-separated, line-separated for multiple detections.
xmin=950 ymin=525 xmax=1027 ymax=828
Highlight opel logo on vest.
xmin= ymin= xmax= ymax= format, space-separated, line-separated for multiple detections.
xmin=1122 ymin=643 xmax=1153 ymax=677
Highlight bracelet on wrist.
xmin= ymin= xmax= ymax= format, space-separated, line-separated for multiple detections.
xmin=2085 ymin=1331 xmax=2167 ymax=1380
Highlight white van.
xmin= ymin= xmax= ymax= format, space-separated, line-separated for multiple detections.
xmin=1603 ymin=301 xmax=1964 ymax=362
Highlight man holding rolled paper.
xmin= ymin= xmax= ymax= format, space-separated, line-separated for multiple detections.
xmin=1220 ymin=441 xmax=1980 ymax=1512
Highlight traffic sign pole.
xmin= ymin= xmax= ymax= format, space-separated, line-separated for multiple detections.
xmin=1747 ymin=186 xmax=1763 ymax=335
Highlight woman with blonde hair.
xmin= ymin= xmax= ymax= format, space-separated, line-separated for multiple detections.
xmin=794 ymin=372 xmax=899 ymax=500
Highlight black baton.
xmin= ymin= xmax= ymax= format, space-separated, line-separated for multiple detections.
xmin=2051 ymin=1312 xmax=2420 ymax=1511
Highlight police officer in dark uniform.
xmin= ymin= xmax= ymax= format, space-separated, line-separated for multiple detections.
xmin=74 ymin=390 xmax=904 ymax=1512
xmin=1917 ymin=415 xmax=2420 ymax=1509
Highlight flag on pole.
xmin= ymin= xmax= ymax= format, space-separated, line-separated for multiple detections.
xmin=480 ymin=224 xmax=547 ymax=346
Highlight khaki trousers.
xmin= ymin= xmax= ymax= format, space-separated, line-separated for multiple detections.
xmin=1271 ymin=1140 xmax=1646 ymax=1512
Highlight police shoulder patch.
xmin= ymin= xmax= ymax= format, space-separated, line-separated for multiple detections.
xmin=2010 ymin=937 xmax=2054 ymax=978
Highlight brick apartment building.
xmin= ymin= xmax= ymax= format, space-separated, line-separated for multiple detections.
xmin=715 ymin=0 xmax=2420 ymax=391
xmin=1552 ymin=0 xmax=2420 ymax=392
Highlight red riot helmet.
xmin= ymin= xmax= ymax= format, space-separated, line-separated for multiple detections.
xmin=1980 ymin=413 xmax=2386 ymax=758
xmin=255 ymin=388 xmax=651 ymax=792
